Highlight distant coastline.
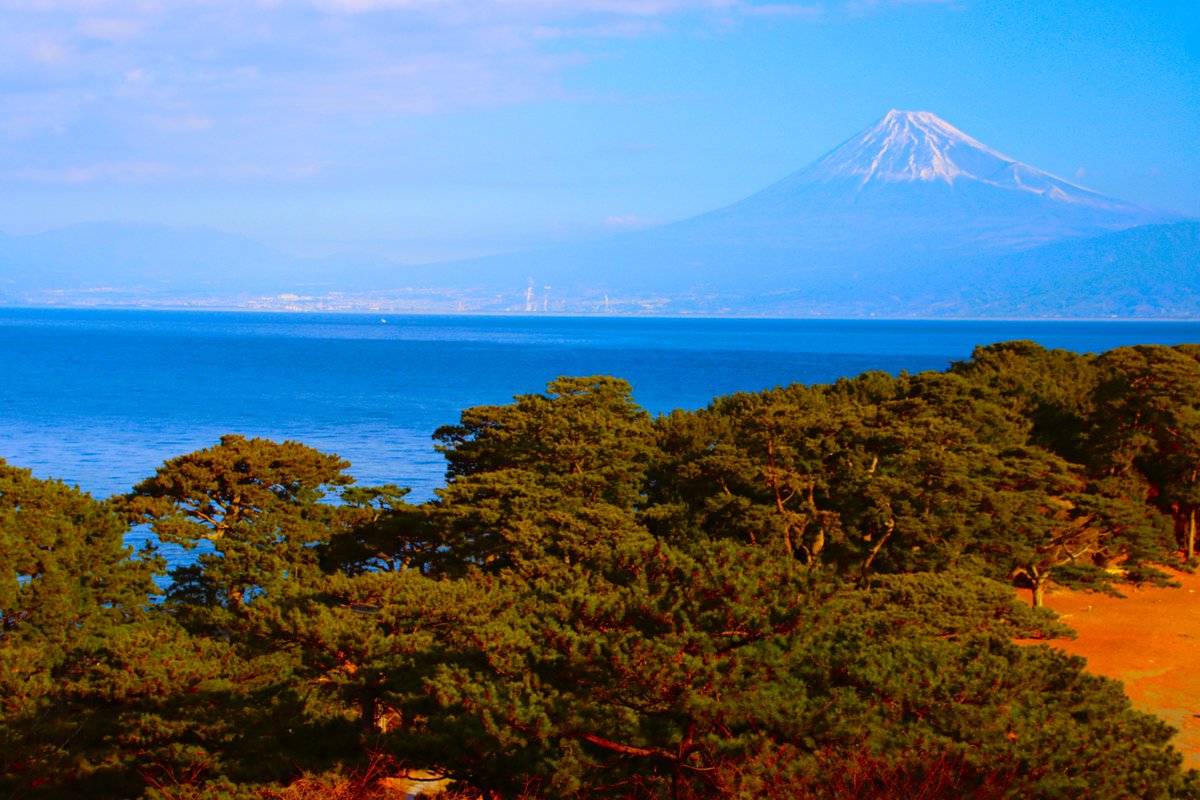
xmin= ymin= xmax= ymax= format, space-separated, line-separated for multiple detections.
xmin=5 ymin=298 xmax=1200 ymax=323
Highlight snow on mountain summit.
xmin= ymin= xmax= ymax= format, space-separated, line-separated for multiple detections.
xmin=709 ymin=109 xmax=1171 ymax=231
xmin=380 ymin=109 xmax=1192 ymax=317
xmin=808 ymin=109 xmax=1006 ymax=186
xmin=669 ymin=109 xmax=1180 ymax=259
xmin=789 ymin=109 xmax=1130 ymax=210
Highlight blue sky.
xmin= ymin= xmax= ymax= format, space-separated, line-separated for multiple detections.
xmin=2 ymin=0 xmax=1197 ymax=263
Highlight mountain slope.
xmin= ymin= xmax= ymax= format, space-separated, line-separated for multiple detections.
xmin=1 ymin=111 xmax=1194 ymax=316
xmin=898 ymin=219 xmax=1200 ymax=318
xmin=423 ymin=110 xmax=1191 ymax=313
xmin=696 ymin=110 xmax=1171 ymax=252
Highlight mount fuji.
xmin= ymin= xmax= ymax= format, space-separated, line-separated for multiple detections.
xmin=423 ymin=109 xmax=1190 ymax=315
xmin=2 ymin=110 xmax=1195 ymax=316
xmin=694 ymin=109 xmax=1167 ymax=254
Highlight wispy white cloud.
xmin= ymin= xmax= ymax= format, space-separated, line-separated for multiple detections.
xmin=75 ymin=16 xmax=145 ymax=42
xmin=529 ymin=20 xmax=667 ymax=40
xmin=844 ymin=0 xmax=960 ymax=14
xmin=741 ymin=4 xmax=823 ymax=18
xmin=2 ymin=159 xmax=326 ymax=183
xmin=604 ymin=213 xmax=652 ymax=228
xmin=148 ymin=113 xmax=214 ymax=132
xmin=0 ymin=0 xmax=959 ymax=184
xmin=310 ymin=0 xmax=737 ymax=16
xmin=2 ymin=162 xmax=176 ymax=183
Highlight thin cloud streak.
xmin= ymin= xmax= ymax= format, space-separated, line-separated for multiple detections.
xmin=2 ymin=160 xmax=327 ymax=183
xmin=0 ymin=0 xmax=963 ymax=189
xmin=2 ymin=162 xmax=176 ymax=183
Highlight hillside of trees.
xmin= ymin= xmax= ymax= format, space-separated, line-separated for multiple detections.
xmin=3 ymin=342 xmax=1200 ymax=798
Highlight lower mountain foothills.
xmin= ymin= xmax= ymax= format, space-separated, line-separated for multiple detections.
xmin=4 ymin=341 xmax=1200 ymax=798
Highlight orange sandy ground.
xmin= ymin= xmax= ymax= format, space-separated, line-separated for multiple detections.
xmin=1034 ymin=569 xmax=1200 ymax=770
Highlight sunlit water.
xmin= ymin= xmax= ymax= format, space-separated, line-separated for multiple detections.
xmin=4 ymin=308 xmax=1197 ymax=506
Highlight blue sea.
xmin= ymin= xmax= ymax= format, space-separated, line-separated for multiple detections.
xmin=3 ymin=308 xmax=1199 ymax=503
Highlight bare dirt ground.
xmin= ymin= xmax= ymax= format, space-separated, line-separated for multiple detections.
xmin=1036 ymin=568 xmax=1200 ymax=769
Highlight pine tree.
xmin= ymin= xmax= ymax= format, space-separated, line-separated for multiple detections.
xmin=0 ymin=460 xmax=159 ymax=795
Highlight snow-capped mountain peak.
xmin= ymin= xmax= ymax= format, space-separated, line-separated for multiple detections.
xmin=812 ymin=109 xmax=1007 ymax=185
xmin=748 ymin=110 xmax=1159 ymax=216
xmin=690 ymin=109 xmax=1178 ymax=255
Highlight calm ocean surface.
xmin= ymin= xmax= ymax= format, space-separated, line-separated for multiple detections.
xmin=3 ymin=308 xmax=1199 ymax=502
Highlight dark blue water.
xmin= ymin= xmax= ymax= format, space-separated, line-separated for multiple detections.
xmin=3 ymin=308 xmax=1199 ymax=502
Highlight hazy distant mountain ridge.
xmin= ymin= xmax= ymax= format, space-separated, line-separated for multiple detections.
xmin=0 ymin=222 xmax=412 ymax=304
xmin=1 ymin=110 xmax=1195 ymax=317
xmin=0 ymin=222 xmax=294 ymax=293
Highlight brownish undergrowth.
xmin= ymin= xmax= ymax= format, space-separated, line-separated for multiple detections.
xmin=1037 ymin=568 xmax=1200 ymax=769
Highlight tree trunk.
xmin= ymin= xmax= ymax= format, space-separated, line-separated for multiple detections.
xmin=671 ymin=722 xmax=697 ymax=800
xmin=1188 ymin=509 xmax=1197 ymax=562
xmin=1033 ymin=575 xmax=1046 ymax=608
xmin=360 ymin=693 xmax=378 ymax=734
xmin=861 ymin=518 xmax=895 ymax=581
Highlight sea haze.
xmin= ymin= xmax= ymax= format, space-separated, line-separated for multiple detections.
xmin=3 ymin=308 xmax=1199 ymax=502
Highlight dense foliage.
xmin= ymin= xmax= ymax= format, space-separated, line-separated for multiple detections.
xmin=3 ymin=344 xmax=1200 ymax=798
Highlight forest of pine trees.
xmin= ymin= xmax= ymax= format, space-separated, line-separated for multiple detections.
xmin=4 ymin=342 xmax=1200 ymax=798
